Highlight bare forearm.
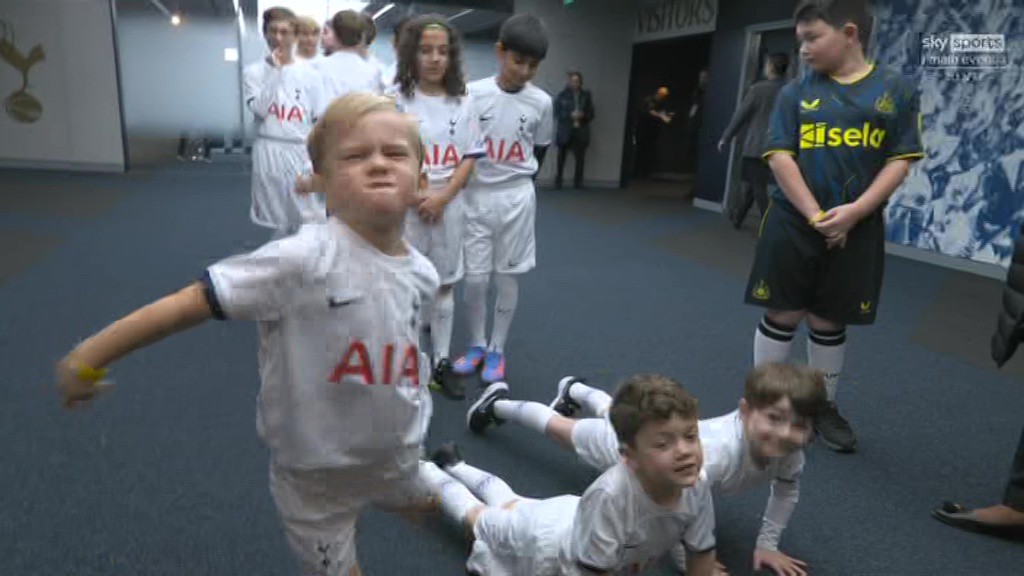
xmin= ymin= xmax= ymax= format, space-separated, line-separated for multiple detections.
xmin=687 ymin=550 xmax=717 ymax=576
xmin=445 ymin=158 xmax=476 ymax=199
xmin=768 ymin=154 xmax=821 ymax=221
xmin=852 ymin=159 xmax=912 ymax=216
xmin=69 ymin=282 xmax=213 ymax=368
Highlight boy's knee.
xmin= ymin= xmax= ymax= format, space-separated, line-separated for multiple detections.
xmin=545 ymin=414 xmax=577 ymax=450
xmin=806 ymin=313 xmax=843 ymax=332
xmin=766 ymin=309 xmax=804 ymax=329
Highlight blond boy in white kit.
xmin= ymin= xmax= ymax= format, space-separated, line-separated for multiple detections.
xmin=56 ymin=93 xmax=440 ymax=576
xmin=243 ymin=7 xmax=328 ymax=237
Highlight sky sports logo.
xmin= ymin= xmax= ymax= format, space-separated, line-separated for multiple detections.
xmin=920 ymin=33 xmax=1009 ymax=69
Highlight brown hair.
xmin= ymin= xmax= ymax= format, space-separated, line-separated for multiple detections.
xmin=361 ymin=11 xmax=377 ymax=45
xmin=262 ymin=6 xmax=297 ymax=35
xmin=331 ymin=10 xmax=367 ymax=48
xmin=609 ymin=374 xmax=698 ymax=448
xmin=396 ymin=14 xmax=467 ymax=98
xmin=793 ymin=0 xmax=871 ymax=46
xmin=743 ymin=363 xmax=827 ymax=420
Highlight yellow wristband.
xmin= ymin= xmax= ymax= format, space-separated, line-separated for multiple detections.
xmin=76 ymin=364 xmax=108 ymax=383
xmin=808 ymin=211 xmax=827 ymax=225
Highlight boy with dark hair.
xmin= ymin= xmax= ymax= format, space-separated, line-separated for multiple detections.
xmin=469 ymin=364 xmax=827 ymax=576
xmin=422 ymin=374 xmax=716 ymax=575
xmin=314 ymin=10 xmax=382 ymax=99
xmin=748 ymin=0 xmax=923 ymax=452
xmin=451 ymin=14 xmax=554 ymax=385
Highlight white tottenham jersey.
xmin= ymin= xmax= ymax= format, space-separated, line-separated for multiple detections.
xmin=314 ymin=50 xmax=384 ymax=101
xmin=394 ymin=90 xmax=486 ymax=184
xmin=699 ymin=410 xmax=803 ymax=550
xmin=204 ymin=218 xmax=439 ymax=473
xmin=467 ymin=76 xmax=554 ymax=186
xmin=243 ymin=59 xmax=327 ymax=143
xmin=559 ymin=462 xmax=716 ymax=575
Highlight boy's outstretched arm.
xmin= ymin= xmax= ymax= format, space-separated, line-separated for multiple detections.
xmin=57 ymin=282 xmax=213 ymax=407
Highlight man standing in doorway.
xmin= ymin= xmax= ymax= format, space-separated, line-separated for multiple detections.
xmin=634 ymin=87 xmax=673 ymax=179
xmin=719 ymin=53 xmax=789 ymax=228
xmin=554 ymin=71 xmax=595 ymax=189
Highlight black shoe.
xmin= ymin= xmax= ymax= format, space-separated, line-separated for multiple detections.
xmin=428 ymin=358 xmax=465 ymax=400
xmin=549 ymin=376 xmax=584 ymax=417
xmin=815 ymin=401 xmax=857 ymax=452
xmin=430 ymin=441 xmax=464 ymax=470
xmin=931 ymin=502 xmax=1024 ymax=540
xmin=466 ymin=382 xmax=509 ymax=434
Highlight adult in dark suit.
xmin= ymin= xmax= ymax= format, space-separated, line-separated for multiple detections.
xmin=553 ymin=71 xmax=595 ymax=189
xmin=932 ymin=232 xmax=1024 ymax=540
xmin=719 ymin=53 xmax=789 ymax=228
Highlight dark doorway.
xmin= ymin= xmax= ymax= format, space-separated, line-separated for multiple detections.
xmin=622 ymin=33 xmax=713 ymax=189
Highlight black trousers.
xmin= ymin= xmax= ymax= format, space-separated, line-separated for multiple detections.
xmin=1005 ymin=424 xmax=1024 ymax=511
xmin=730 ymin=157 xmax=773 ymax=226
xmin=556 ymin=134 xmax=587 ymax=188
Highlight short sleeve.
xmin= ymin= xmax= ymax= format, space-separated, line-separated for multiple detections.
xmin=203 ymin=228 xmax=320 ymax=321
xmin=462 ymin=96 xmax=487 ymax=159
xmin=887 ymin=77 xmax=925 ymax=162
xmin=572 ymin=488 xmax=624 ymax=572
xmin=536 ymin=95 xmax=555 ymax=147
xmin=761 ymin=80 xmax=801 ymax=160
xmin=682 ymin=483 xmax=717 ymax=553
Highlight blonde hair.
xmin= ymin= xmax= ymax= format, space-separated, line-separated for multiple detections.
xmin=301 ymin=92 xmax=423 ymax=192
xmin=296 ymin=16 xmax=320 ymax=34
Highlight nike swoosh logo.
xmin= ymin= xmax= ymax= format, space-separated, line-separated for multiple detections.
xmin=327 ymin=296 xmax=360 ymax=308
xmin=480 ymin=114 xmax=494 ymax=121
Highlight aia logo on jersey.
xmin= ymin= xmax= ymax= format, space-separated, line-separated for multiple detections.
xmin=267 ymin=102 xmax=305 ymax=123
xmin=424 ymin=144 xmax=461 ymax=168
xmin=329 ymin=341 xmax=420 ymax=387
xmin=485 ymin=138 xmax=526 ymax=163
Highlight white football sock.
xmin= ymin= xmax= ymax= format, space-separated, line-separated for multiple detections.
xmin=488 ymin=273 xmax=519 ymax=354
xmin=494 ymin=399 xmax=554 ymax=434
xmin=808 ymin=327 xmax=846 ymax=402
xmin=464 ymin=274 xmax=489 ymax=349
xmin=447 ymin=461 xmax=521 ymax=507
xmin=754 ymin=315 xmax=796 ymax=366
xmin=568 ymin=382 xmax=614 ymax=417
xmin=432 ymin=287 xmax=455 ymax=362
xmin=419 ymin=460 xmax=481 ymax=525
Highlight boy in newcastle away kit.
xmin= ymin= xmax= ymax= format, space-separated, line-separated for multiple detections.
xmin=451 ymin=14 xmax=554 ymax=385
xmin=748 ymin=0 xmax=923 ymax=452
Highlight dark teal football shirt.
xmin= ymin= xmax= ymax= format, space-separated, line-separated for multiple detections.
xmin=763 ymin=65 xmax=924 ymax=212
